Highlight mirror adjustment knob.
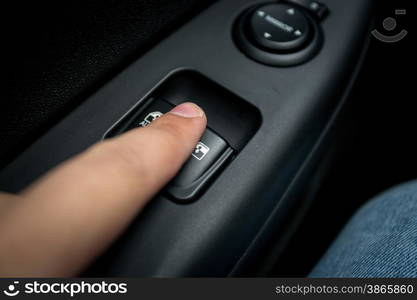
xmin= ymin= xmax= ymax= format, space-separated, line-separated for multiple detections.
xmin=248 ymin=3 xmax=311 ymax=52
xmin=234 ymin=2 xmax=324 ymax=66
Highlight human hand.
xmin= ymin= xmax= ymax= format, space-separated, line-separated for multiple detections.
xmin=0 ymin=102 xmax=206 ymax=277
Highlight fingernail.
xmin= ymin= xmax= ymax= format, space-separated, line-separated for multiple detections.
xmin=168 ymin=102 xmax=205 ymax=118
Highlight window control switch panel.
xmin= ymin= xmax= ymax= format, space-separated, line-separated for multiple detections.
xmin=104 ymin=98 xmax=234 ymax=203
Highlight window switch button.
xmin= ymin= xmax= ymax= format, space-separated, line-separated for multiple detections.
xmin=104 ymin=98 xmax=234 ymax=202
xmin=167 ymin=129 xmax=233 ymax=202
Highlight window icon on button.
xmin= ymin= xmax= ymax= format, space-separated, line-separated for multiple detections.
xmin=138 ymin=111 xmax=163 ymax=127
xmin=192 ymin=142 xmax=210 ymax=160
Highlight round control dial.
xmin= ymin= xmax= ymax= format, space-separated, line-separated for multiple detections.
xmin=249 ymin=3 xmax=311 ymax=52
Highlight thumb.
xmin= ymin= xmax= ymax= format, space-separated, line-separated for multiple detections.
xmin=96 ymin=101 xmax=208 ymax=197
xmin=0 ymin=102 xmax=206 ymax=277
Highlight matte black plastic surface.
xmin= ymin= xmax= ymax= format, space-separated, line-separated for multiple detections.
xmin=0 ymin=0 xmax=374 ymax=276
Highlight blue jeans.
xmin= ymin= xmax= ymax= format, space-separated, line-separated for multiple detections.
xmin=310 ymin=181 xmax=417 ymax=278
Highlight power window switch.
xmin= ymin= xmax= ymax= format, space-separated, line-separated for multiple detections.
xmin=105 ymin=98 xmax=234 ymax=203
xmin=167 ymin=129 xmax=234 ymax=202
xmin=126 ymin=99 xmax=173 ymax=130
